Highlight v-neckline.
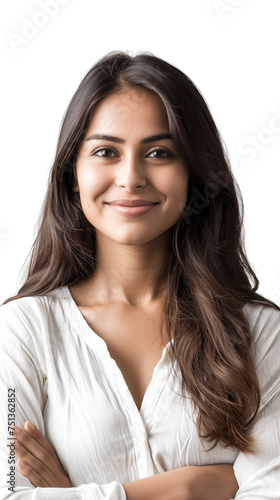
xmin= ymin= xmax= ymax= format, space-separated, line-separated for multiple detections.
xmin=61 ymin=285 xmax=173 ymax=415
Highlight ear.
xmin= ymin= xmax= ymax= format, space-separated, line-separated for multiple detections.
xmin=72 ymin=182 xmax=79 ymax=193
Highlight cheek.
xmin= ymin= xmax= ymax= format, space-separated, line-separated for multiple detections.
xmin=78 ymin=168 xmax=108 ymax=200
xmin=157 ymin=169 xmax=189 ymax=205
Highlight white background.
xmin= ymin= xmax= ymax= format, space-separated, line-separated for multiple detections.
xmin=0 ymin=0 xmax=279 ymax=305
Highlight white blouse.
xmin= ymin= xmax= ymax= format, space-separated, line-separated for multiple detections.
xmin=0 ymin=286 xmax=279 ymax=499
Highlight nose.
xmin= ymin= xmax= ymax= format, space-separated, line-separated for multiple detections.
xmin=115 ymin=153 xmax=147 ymax=190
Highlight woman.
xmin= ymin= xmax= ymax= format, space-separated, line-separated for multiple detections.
xmin=0 ymin=50 xmax=279 ymax=499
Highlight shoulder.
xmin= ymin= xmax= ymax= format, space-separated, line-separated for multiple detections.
xmin=0 ymin=287 xmax=70 ymax=344
xmin=243 ymin=301 xmax=280 ymax=349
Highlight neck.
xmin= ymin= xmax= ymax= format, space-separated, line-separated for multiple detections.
xmin=81 ymin=228 xmax=173 ymax=307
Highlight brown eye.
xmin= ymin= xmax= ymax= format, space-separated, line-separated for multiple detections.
xmin=91 ymin=148 xmax=117 ymax=158
xmin=148 ymin=149 xmax=171 ymax=158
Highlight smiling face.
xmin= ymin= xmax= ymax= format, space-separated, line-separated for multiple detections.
xmin=73 ymin=87 xmax=189 ymax=246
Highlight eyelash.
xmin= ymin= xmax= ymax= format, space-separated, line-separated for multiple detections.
xmin=90 ymin=147 xmax=173 ymax=159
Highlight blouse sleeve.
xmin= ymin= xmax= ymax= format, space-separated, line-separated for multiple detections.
xmin=230 ymin=305 xmax=280 ymax=499
xmin=0 ymin=301 xmax=127 ymax=500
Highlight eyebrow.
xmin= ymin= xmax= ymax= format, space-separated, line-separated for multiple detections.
xmin=85 ymin=133 xmax=173 ymax=144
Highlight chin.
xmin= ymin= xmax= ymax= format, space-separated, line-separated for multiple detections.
xmin=106 ymin=231 xmax=159 ymax=246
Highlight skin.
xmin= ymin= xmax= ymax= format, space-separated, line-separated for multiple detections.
xmin=14 ymin=88 xmax=238 ymax=498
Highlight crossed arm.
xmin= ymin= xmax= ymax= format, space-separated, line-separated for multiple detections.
xmin=13 ymin=420 xmax=238 ymax=500
xmin=3 ymin=303 xmax=280 ymax=499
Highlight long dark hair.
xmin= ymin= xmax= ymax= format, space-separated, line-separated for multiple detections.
xmin=3 ymin=50 xmax=279 ymax=452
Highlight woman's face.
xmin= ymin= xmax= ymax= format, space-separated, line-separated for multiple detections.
xmin=73 ymin=88 xmax=189 ymax=246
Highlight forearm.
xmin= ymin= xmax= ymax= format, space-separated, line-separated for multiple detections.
xmin=122 ymin=464 xmax=239 ymax=500
xmin=184 ymin=464 xmax=239 ymax=500
xmin=122 ymin=466 xmax=187 ymax=500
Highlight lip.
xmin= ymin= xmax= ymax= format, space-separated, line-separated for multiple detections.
xmin=106 ymin=203 xmax=158 ymax=217
xmin=106 ymin=200 xmax=158 ymax=207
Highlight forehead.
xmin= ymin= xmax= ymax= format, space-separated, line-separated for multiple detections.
xmin=88 ymin=88 xmax=169 ymax=130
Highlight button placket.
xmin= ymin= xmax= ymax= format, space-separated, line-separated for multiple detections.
xmin=140 ymin=362 xmax=171 ymax=429
xmin=108 ymin=357 xmax=147 ymax=427
xmin=107 ymin=356 xmax=161 ymax=477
